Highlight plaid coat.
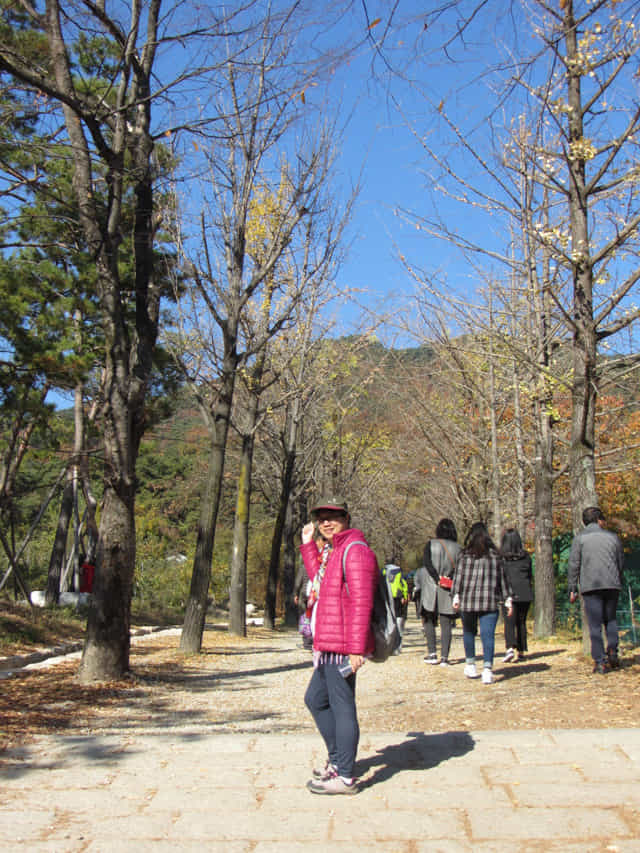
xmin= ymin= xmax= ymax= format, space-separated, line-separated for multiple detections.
xmin=452 ymin=549 xmax=512 ymax=613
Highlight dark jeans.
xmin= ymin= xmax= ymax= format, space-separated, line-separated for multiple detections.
xmin=462 ymin=610 xmax=499 ymax=667
xmin=421 ymin=610 xmax=454 ymax=660
xmin=304 ymin=660 xmax=359 ymax=778
xmin=503 ymin=601 xmax=530 ymax=652
xmin=582 ymin=589 xmax=619 ymax=663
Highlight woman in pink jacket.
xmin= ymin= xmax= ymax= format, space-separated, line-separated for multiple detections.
xmin=300 ymin=497 xmax=378 ymax=795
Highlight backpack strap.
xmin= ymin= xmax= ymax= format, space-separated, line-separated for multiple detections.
xmin=341 ymin=540 xmax=368 ymax=594
xmin=437 ymin=539 xmax=457 ymax=578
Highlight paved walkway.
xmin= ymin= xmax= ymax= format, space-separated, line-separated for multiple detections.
xmin=2 ymin=726 xmax=639 ymax=851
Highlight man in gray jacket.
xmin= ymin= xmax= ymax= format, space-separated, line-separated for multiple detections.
xmin=568 ymin=506 xmax=625 ymax=674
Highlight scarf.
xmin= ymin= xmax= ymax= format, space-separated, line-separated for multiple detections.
xmin=305 ymin=542 xmax=330 ymax=617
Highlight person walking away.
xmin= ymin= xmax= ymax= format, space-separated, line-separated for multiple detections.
xmin=500 ymin=528 xmax=533 ymax=663
xmin=452 ymin=523 xmax=513 ymax=684
xmin=413 ymin=553 xmax=439 ymax=664
xmin=385 ymin=562 xmax=408 ymax=652
xmin=414 ymin=518 xmax=462 ymax=665
xmin=429 ymin=518 xmax=462 ymax=666
xmin=300 ymin=497 xmax=378 ymax=795
xmin=568 ymin=506 xmax=625 ymax=674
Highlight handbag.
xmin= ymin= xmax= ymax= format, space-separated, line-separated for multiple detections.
xmin=437 ymin=539 xmax=456 ymax=591
xmin=298 ymin=612 xmax=312 ymax=637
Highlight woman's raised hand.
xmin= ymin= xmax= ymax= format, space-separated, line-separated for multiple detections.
xmin=301 ymin=522 xmax=315 ymax=544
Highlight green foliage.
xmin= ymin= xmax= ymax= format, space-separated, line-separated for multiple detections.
xmin=552 ymin=532 xmax=573 ymax=599
xmin=0 ymin=598 xmax=86 ymax=651
xmin=553 ymin=532 xmax=640 ymax=637
xmin=134 ymin=554 xmax=193 ymax=613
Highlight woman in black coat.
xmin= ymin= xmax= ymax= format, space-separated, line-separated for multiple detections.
xmin=500 ymin=528 xmax=533 ymax=662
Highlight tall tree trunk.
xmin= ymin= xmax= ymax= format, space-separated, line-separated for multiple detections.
xmin=488 ymin=292 xmax=501 ymax=541
xmin=511 ymin=357 xmax=526 ymax=534
xmin=563 ymin=0 xmax=598 ymax=653
xmin=43 ymin=0 xmax=163 ymax=682
xmin=79 ymin=372 xmax=138 ymax=680
xmin=265 ymin=410 xmax=297 ymax=629
xmin=229 ymin=265 xmax=273 ymax=635
xmin=282 ymin=496 xmax=299 ymax=628
xmin=180 ymin=367 xmax=236 ymax=653
xmin=564 ymin=0 xmax=599 ymax=521
xmin=533 ymin=412 xmax=556 ymax=637
xmin=45 ymin=475 xmax=74 ymax=605
xmin=229 ymin=414 xmax=257 ymax=637
xmin=46 ymin=382 xmax=85 ymax=605
xmin=264 ymin=278 xmax=325 ymax=628
xmin=522 ymin=169 xmax=558 ymax=637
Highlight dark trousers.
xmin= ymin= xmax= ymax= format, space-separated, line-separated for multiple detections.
xmin=503 ymin=601 xmax=530 ymax=652
xmin=304 ymin=661 xmax=359 ymax=778
xmin=421 ymin=610 xmax=455 ymax=660
xmin=582 ymin=589 xmax=619 ymax=663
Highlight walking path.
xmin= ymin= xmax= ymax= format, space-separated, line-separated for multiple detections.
xmin=1 ymin=623 xmax=639 ymax=851
xmin=2 ymin=727 xmax=639 ymax=851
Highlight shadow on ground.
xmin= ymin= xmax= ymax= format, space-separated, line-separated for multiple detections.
xmin=357 ymin=730 xmax=475 ymax=788
xmin=135 ymin=656 xmax=311 ymax=687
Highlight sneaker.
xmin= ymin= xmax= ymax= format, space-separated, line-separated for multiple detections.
xmin=424 ymin=653 xmax=439 ymax=664
xmin=307 ymin=775 xmax=360 ymax=795
xmin=607 ymin=648 xmax=620 ymax=670
xmin=482 ymin=668 xmax=493 ymax=684
xmin=312 ymin=760 xmax=337 ymax=781
xmin=593 ymin=659 xmax=609 ymax=675
xmin=516 ymin=652 xmax=526 ymax=662
xmin=439 ymin=659 xmax=450 ymax=667
xmin=464 ymin=663 xmax=479 ymax=678
xmin=502 ymin=648 xmax=515 ymax=663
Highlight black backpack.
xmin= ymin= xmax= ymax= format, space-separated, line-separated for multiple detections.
xmin=342 ymin=541 xmax=401 ymax=663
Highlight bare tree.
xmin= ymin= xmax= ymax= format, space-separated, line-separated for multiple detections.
xmin=526 ymin=0 xmax=640 ymax=527
xmin=384 ymin=0 xmax=640 ymax=637
xmin=170 ymin=8 xmax=346 ymax=651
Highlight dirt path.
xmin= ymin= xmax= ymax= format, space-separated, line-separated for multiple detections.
xmin=1 ymin=618 xmax=638 ymax=752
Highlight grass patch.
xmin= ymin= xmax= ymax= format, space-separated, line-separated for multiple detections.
xmin=0 ymin=598 xmax=87 ymax=655
xmin=0 ymin=597 xmax=186 ymax=658
xmin=131 ymin=602 xmax=184 ymax=627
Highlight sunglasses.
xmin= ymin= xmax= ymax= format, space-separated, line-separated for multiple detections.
xmin=316 ymin=512 xmax=347 ymax=523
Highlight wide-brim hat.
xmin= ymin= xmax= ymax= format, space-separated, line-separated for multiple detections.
xmin=310 ymin=497 xmax=349 ymax=519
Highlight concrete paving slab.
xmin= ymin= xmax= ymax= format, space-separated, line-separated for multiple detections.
xmin=510 ymin=780 xmax=640 ymax=808
xmin=2 ymin=729 xmax=640 ymax=851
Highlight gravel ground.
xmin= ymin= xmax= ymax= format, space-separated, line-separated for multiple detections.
xmin=2 ymin=616 xmax=638 ymax=752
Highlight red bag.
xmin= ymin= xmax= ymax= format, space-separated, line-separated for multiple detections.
xmin=439 ymin=576 xmax=453 ymax=590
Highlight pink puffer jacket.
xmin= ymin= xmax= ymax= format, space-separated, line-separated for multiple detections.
xmin=300 ymin=527 xmax=378 ymax=656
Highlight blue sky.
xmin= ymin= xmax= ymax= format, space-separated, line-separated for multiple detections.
xmin=322 ymin=2 xmax=513 ymax=343
xmin=329 ymin=0 xmax=640 ymax=356
xmin=155 ymin=0 xmax=522 ymax=347
xmin=45 ymin=0 xmax=640 ymax=414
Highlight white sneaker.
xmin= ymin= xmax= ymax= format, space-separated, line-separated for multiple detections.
xmin=502 ymin=648 xmax=515 ymax=663
xmin=464 ymin=663 xmax=478 ymax=678
xmin=482 ymin=668 xmax=493 ymax=684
